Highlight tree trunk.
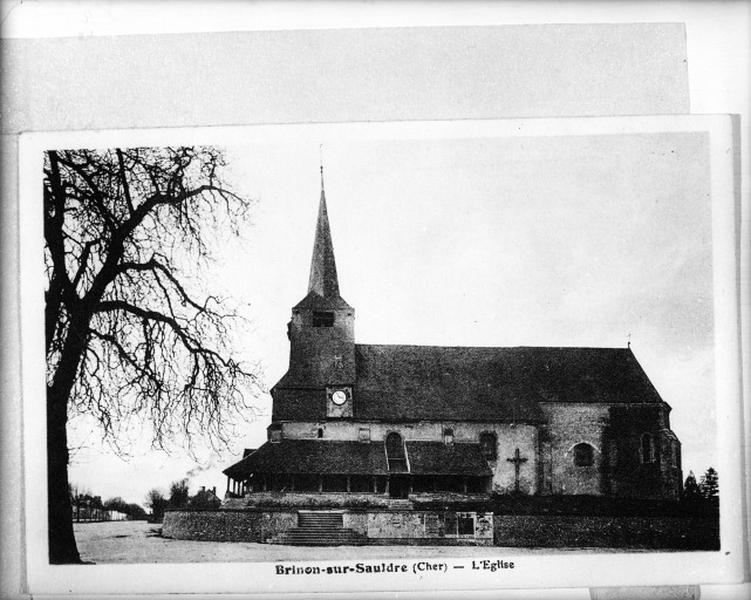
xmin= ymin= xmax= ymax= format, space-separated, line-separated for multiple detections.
xmin=47 ymin=385 xmax=81 ymax=563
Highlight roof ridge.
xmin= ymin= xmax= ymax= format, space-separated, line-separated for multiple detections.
xmin=355 ymin=343 xmax=630 ymax=351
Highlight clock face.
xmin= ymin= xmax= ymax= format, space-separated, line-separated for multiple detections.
xmin=332 ymin=390 xmax=347 ymax=405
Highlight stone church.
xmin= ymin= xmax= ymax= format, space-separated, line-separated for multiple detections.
xmin=224 ymin=172 xmax=684 ymax=509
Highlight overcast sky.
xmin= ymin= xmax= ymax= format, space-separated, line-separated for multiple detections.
xmin=68 ymin=130 xmax=715 ymax=505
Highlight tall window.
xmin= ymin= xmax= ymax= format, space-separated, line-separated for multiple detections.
xmin=386 ymin=432 xmax=405 ymax=457
xmin=641 ymin=433 xmax=654 ymax=463
xmin=573 ymin=443 xmax=594 ymax=467
xmin=479 ymin=432 xmax=497 ymax=460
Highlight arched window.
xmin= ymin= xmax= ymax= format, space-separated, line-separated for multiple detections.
xmin=641 ymin=433 xmax=654 ymax=464
xmin=386 ymin=432 xmax=405 ymax=458
xmin=479 ymin=432 xmax=497 ymax=460
xmin=573 ymin=443 xmax=594 ymax=467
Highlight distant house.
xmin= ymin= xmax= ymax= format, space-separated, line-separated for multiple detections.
xmin=189 ymin=486 xmax=221 ymax=510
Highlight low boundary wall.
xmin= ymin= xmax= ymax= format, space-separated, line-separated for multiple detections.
xmin=163 ymin=509 xmax=297 ymax=542
xmin=163 ymin=509 xmax=719 ymax=549
xmin=493 ymin=515 xmax=719 ymax=549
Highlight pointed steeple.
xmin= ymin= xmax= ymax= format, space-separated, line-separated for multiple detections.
xmin=294 ymin=166 xmax=351 ymax=310
xmin=307 ymin=166 xmax=340 ymax=297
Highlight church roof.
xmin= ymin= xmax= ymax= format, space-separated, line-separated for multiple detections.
xmin=223 ymin=439 xmax=389 ymax=477
xmin=272 ymin=345 xmax=665 ymax=422
xmin=405 ymin=441 xmax=492 ymax=476
xmin=293 ymin=172 xmax=351 ymax=311
xmin=223 ymin=439 xmax=492 ymax=478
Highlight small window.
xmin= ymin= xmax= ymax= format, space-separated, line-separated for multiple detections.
xmin=574 ymin=443 xmax=594 ymax=466
xmin=443 ymin=512 xmax=458 ymax=535
xmin=457 ymin=514 xmax=475 ymax=536
xmin=443 ymin=427 xmax=454 ymax=444
xmin=312 ymin=311 xmax=334 ymax=327
xmin=358 ymin=427 xmax=371 ymax=442
xmin=317 ymin=428 xmax=324 ymax=439
xmin=641 ymin=433 xmax=654 ymax=464
xmin=479 ymin=432 xmax=497 ymax=460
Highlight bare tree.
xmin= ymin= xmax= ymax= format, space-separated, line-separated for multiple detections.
xmin=44 ymin=146 xmax=261 ymax=563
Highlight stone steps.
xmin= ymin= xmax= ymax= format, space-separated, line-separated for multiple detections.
xmin=266 ymin=511 xmax=367 ymax=546
xmin=298 ymin=512 xmax=343 ymax=528
xmin=266 ymin=527 xmax=367 ymax=546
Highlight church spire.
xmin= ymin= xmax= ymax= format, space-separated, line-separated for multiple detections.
xmin=307 ymin=164 xmax=340 ymax=298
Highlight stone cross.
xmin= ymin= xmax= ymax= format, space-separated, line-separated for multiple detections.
xmin=506 ymin=447 xmax=528 ymax=493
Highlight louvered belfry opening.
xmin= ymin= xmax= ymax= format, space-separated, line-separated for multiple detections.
xmin=385 ymin=432 xmax=407 ymax=473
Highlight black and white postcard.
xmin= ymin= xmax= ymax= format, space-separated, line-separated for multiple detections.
xmin=18 ymin=115 xmax=743 ymax=596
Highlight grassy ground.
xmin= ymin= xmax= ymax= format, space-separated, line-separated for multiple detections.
xmin=74 ymin=521 xmax=653 ymax=564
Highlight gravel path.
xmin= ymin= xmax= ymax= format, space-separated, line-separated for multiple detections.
xmin=74 ymin=521 xmax=651 ymax=564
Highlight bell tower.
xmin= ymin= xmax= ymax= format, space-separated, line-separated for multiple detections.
xmin=286 ymin=167 xmax=356 ymax=389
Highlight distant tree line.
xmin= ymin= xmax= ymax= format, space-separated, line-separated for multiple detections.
xmin=69 ymin=484 xmax=146 ymax=522
xmin=145 ymin=478 xmax=221 ymax=522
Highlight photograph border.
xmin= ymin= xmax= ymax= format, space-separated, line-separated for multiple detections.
xmin=19 ymin=114 xmax=743 ymax=596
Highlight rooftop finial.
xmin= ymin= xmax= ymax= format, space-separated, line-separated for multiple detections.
xmin=319 ymin=144 xmax=324 ymax=193
xmin=627 ymin=332 xmax=632 ymax=349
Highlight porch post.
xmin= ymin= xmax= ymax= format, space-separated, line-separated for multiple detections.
xmin=318 ymin=475 xmax=323 ymax=492
xmin=346 ymin=476 xmax=351 ymax=492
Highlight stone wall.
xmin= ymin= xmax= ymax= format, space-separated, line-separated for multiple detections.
xmin=539 ymin=403 xmax=609 ymax=495
xmin=344 ymin=510 xmax=493 ymax=546
xmin=493 ymin=514 xmax=719 ymax=550
xmin=163 ymin=508 xmax=493 ymax=545
xmin=162 ymin=509 xmax=296 ymax=542
xmin=606 ymin=404 xmax=682 ymax=498
xmin=163 ymin=508 xmax=716 ymax=549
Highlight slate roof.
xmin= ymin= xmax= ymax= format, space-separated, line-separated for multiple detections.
xmin=405 ymin=441 xmax=492 ymax=476
xmin=224 ymin=439 xmax=492 ymax=478
xmin=273 ymin=345 xmax=662 ymax=422
xmin=293 ymin=290 xmax=352 ymax=311
xmin=223 ymin=439 xmax=389 ymax=478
